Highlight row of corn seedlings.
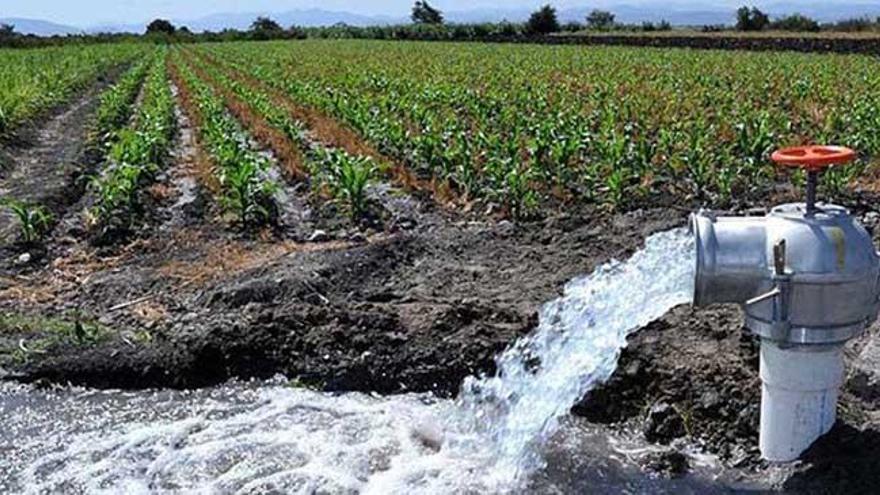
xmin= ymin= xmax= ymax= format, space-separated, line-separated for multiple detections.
xmin=200 ymin=40 xmax=880 ymax=215
xmin=0 ymin=43 xmax=146 ymax=138
xmin=170 ymin=51 xmax=277 ymax=226
xmin=88 ymin=48 xmax=176 ymax=229
xmin=184 ymin=51 xmax=377 ymax=221
xmin=91 ymin=59 xmax=151 ymax=148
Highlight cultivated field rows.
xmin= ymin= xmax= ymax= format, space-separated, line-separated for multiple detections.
xmin=2 ymin=41 xmax=880 ymax=248
xmin=199 ymin=41 xmax=879 ymax=211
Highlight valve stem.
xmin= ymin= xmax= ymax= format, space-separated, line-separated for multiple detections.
xmin=805 ymin=171 xmax=818 ymax=215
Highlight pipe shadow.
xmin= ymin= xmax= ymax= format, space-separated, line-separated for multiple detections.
xmin=783 ymin=422 xmax=880 ymax=494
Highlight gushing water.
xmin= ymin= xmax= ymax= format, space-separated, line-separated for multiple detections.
xmin=454 ymin=227 xmax=695 ymax=486
xmin=1 ymin=228 xmax=695 ymax=494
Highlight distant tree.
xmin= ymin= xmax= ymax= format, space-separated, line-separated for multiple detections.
xmin=586 ymin=9 xmax=616 ymax=30
xmin=411 ymin=1 xmax=444 ymax=25
xmin=750 ymin=8 xmax=770 ymax=30
xmin=145 ymin=19 xmax=175 ymax=35
xmin=494 ymin=21 xmax=520 ymax=36
xmin=526 ymin=5 xmax=560 ymax=35
xmin=288 ymin=25 xmax=308 ymax=40
xmin=251 ymin=16 xmax=283 ymax=33
xmin=562 ymin=21 xmax=583 ymax=33
xmin=770 ymin=13 xmax=820 ymax=32
xmin=658 ymin=19 xmax=672 ymax=31
xmin=174 ymin=26 xmax=195 ymax=42
xmin=472 ymin=23 xmax=492 ymax=37
xmin=735 ymin=6 xmax=769 ymax=31
xmin=0 ymin=24 xmax=15 ymax=46
xmin=832 ymin=16 xmax=875 ymax=32
xmin=218 ymin=28 xmax=245 ymax=42
xmin=736 ymin=7 xmax=751 ymax=30
xmin=250 ymin=16 xmax=283 ymax=40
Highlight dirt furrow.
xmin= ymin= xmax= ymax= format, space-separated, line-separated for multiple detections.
xmin=172 ymin=55 xmax=320 ymax=238
xmin=166 ymin=57 xmax=221 ymax=195
xmin=0 ymin=71 xmax=121 ymax=249
xmin=153 ymin=80 xmax=211 ymax=232
xmin=180 ymin=50 xmax=308 ymax=182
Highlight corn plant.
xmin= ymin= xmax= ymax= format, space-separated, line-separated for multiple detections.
xmin=1 ymin=197 xmax=52 ymax=244
xmin=318 ymin=149 xmax=376 ymax=219
xmin=823 ymin=162 xmax=865 ymax=198
xmin=220 ymin=157 xmax=279 ymax=224
xmin=502 ymin=165 xmax=539 ymax=219
xmin=185 ymin=51 xmax=380 ymax=222
xmin=91 ymin=156 xmax=143 ymax=222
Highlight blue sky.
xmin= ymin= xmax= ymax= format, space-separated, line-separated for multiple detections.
xmin=4 ymin=1 xmax=877 ymax=27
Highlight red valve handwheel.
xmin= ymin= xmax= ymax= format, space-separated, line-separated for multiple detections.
xmin=771 ymin=145 xmax=856 ymax=172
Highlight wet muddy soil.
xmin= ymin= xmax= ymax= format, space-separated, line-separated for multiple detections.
xmin=1 ymin=203 xmax=684 ymax=393
xmin=3 ymin=76 xmax=880 ymax=493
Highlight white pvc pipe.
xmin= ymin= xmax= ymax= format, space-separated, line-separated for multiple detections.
xmin=759 ymin=341 xmax=844 ymax=462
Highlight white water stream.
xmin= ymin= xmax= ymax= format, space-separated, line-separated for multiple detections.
xmin=1 ymin=228 xmax=697 ymax=494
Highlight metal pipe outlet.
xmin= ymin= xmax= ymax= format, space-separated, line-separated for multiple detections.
xmin=690 ymin=145 xmax=880 ymax=461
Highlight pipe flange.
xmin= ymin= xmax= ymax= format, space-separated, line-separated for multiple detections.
xmin=745 ymin=315 xmax=867 ymax=345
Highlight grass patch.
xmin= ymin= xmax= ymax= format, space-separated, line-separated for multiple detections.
xmin=0 ymin=312 xmax=112 ymax=364
xmin=286 ymin=375 xmax=326 ymax=391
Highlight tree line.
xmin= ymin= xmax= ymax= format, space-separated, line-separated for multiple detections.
xmin=731 ymin=6 xmax=880 ymax=33
xmin=1 ymin=3 xmax=880 ymax=48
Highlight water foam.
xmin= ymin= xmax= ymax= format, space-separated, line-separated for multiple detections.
xmin=2 ymin=228 xmax=694 ymax=494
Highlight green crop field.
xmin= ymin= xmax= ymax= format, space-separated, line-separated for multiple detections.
xmin=2 ymin=39 xmax=880 ymax=235
xmin=192 ymin=40 xmax=880 ymax=215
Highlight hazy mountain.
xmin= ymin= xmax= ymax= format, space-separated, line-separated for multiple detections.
xmin=78 ymin=10 xmax=406 ymax=34
xmin=179 ymin=10 xmax=405 ymax=32
xmin=0 ymin=17 xmax=83 ymax=36
xmin=441 ymin=6 xmax=733 ymax=26
xmin=764 ymin=2 xmax=880 ymax=22
xmin=87 ymin=23 xmax=146 ymax=34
